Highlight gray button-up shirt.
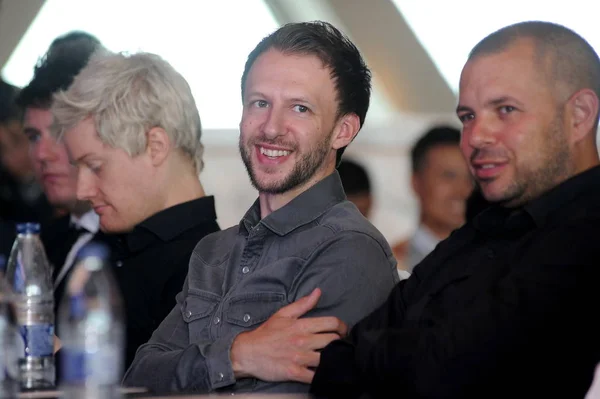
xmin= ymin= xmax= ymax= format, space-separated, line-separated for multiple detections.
xmin=123 ymin=171 xmax=398 ymax=394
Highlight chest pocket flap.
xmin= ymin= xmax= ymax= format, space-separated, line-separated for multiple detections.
xmin=225 ymin=292 xmax=285 ymax=327
xmin=181 ymin=288 xmax=220 ymax=323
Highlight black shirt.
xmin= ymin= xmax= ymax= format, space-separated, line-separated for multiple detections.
xmin=312 ymin=165 xmax=600 ymax=399
xmin=107 ymin=196 xmax=220 ymax=370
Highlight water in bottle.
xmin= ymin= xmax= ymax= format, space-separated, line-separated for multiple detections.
xmin=4 ymin=222 xmax=55 ymax=390
xmin=58 ymin=241 xmax=124 ymax=399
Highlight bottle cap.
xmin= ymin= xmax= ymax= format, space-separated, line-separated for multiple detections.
xmin=16 ymin=222 xmax=40 ymax=234
xmin=77 ymin=241 xmax=110 ymax=260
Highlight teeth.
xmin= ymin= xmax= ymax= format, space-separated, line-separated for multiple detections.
xmin=481 ymin=164 xmax=495 ymax=169
xmin=260 ymin=147 xmax=290 ymax=157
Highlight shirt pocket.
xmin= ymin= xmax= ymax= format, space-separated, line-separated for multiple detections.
xmin=224 ymin=292 xmax=286 ymax=328
xmin=181 ymin=288 xmax=220 ymax=342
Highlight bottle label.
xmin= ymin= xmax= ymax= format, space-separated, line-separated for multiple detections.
xmin=61 ymin=345 xmax=120 ymax=385
xmin=18 ymin=324 xmax=54 ymax=357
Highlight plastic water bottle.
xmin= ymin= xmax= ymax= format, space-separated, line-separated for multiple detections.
xmin=0 ymin=259 xmax=18 ymax=398
xmin=58 ymin=241 xmax=124 ymax=399
xmin=4 ymin=222 xmax=55 ymax=390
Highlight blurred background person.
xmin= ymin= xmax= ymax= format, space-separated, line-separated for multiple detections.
xmin=14 ymin=31 xmax=108 ymax=317
xmin=337 ymin=157 xmax=373 ymax=219
xmin=393 ymin=125 xmax=473 ymax=272
xmin=0 ymin=79 xmax=52 ymax=225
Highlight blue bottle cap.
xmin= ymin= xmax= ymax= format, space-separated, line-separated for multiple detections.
xmin=16 ymin=222 xmax=40 ymax=234
xmin=77 ymin=241 xmax=110 ymax=260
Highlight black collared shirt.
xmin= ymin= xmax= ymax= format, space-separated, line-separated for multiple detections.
xmin=124 ymin=171 xmax=398 ymax=394
xmin=312 ymin=165 xmax=600 ymax=399
xmin=108 ymin=196 xmax=219 ymax=370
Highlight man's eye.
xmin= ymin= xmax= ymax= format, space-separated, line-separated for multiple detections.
xmin=87 ymin=163 xmax=102 ymax=173
xmin=26 ymin=133 xmax=40 ymax=143
xmin=254 ymin=100 xmax=268 ymax=108
xmin=293 ymin=105 xmax=308 ymax=113
xmin=458 ymin=113 xmax=474 ymax=123
xmin=499 ymin=105 xmax=515 ymax=114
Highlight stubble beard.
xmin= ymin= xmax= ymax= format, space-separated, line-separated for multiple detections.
xmin=239 ymin=133 xmax=332 ymax=195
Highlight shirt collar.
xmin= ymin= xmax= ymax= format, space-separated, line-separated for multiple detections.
xmin=126 ymin=196 xmax=217 ymax=252
xmin=240 ymin=171 xmax=347 ymax=236
xmin=70 ymin=210 xmax=99 ymax=234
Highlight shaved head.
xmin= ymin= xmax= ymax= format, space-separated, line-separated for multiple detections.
xmin=469 ymin=21 xmax=600 ymax=127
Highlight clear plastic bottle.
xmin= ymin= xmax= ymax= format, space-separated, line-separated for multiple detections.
xmin=0 ymin=258 xmax=18 ymax=398
xmin=4 ymin=222 xmax=55 ymax=390
xmin=58 ymin=241 xmax=124 ymax=399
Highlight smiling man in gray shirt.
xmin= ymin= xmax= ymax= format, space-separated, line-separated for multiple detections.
xmin=123 ymin=21 xmax=398 ymax=395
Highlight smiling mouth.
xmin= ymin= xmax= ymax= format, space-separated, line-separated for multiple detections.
xmin=472 ymin=162 xmax=507 ymax=180
xmin=260 ymin=147 xmax=291 ymax=158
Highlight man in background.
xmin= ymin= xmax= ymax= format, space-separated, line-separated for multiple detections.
xmin=15 ymin=31 xmax=107 ymax=314
xmin=0 ymin=79 xmax=52 ymax=225
xmin=393 ymin=125 xmax=473 ymax=272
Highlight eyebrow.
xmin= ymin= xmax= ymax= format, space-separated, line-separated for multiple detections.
xmin=456 ymin=104 xmax=472 ymax=115
xmin=288 ymin=97 xmax=314 ymax=106
xmin=456 ymin=96 xmax=524 ymax=114
xmin=244 ymin=91 xmax=314 ymax=105
xmin=244 ymin=91 xmax=266 ymax=100
xmin=487 ymin=96 xmax=522 ymax=107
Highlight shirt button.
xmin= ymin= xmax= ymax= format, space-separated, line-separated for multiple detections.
xmin=185 ymin=310 xmax=192 ymax=318
xmin=486 ymin=249 xmax=495 ymax=259
xmin=218 ymin=372 xmax=224 ymax=381
xmin=242 ymin=266 xmax=250 ymax=274
xmin=116 ymin=260 xmax=123 ymax=267
xmin=214 ymin=316 xmax=221 ymax=324
xmin=243 ymin=313 xmax=251 ymax=322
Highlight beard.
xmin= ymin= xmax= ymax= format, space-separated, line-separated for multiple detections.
xmin=239 ymin=132 xmax=332 ymax=194
xmin=474 ymin=111 xmax=572 ymax=207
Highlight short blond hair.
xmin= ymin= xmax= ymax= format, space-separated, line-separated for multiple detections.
xmin=51 ymin=49 xmax=204 ymax=174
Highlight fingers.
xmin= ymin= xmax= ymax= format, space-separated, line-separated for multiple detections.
xmin=277 ymin=288 xmax=322 ymax=318
xmin=299 ymin=316 xmax=347 ymax=336
xmin=305 ymin=332 xmax=341 ymax=351
xmin=288 ymin=365 xmax=316 ymax=384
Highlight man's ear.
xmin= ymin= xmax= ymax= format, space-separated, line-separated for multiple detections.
xmin=146 ymin=127 xmax=171 ymax=167
xmin=331 ymin=113 xmax=361 ymax=150
xmin=566 ymin=88 xmax=599 ymax=144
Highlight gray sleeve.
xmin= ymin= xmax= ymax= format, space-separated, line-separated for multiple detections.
xmin=290 ymin=230 xmax=398 ymax=329
xmin=122 ymin=278 xmax=237 ymax=393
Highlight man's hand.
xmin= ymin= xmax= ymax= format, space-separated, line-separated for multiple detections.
xmin=230 ymin=288 xmax=347 ymax=384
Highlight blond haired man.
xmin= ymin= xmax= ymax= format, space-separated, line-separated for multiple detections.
xmin=51 ymin=50 xmax=220 ymax=371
